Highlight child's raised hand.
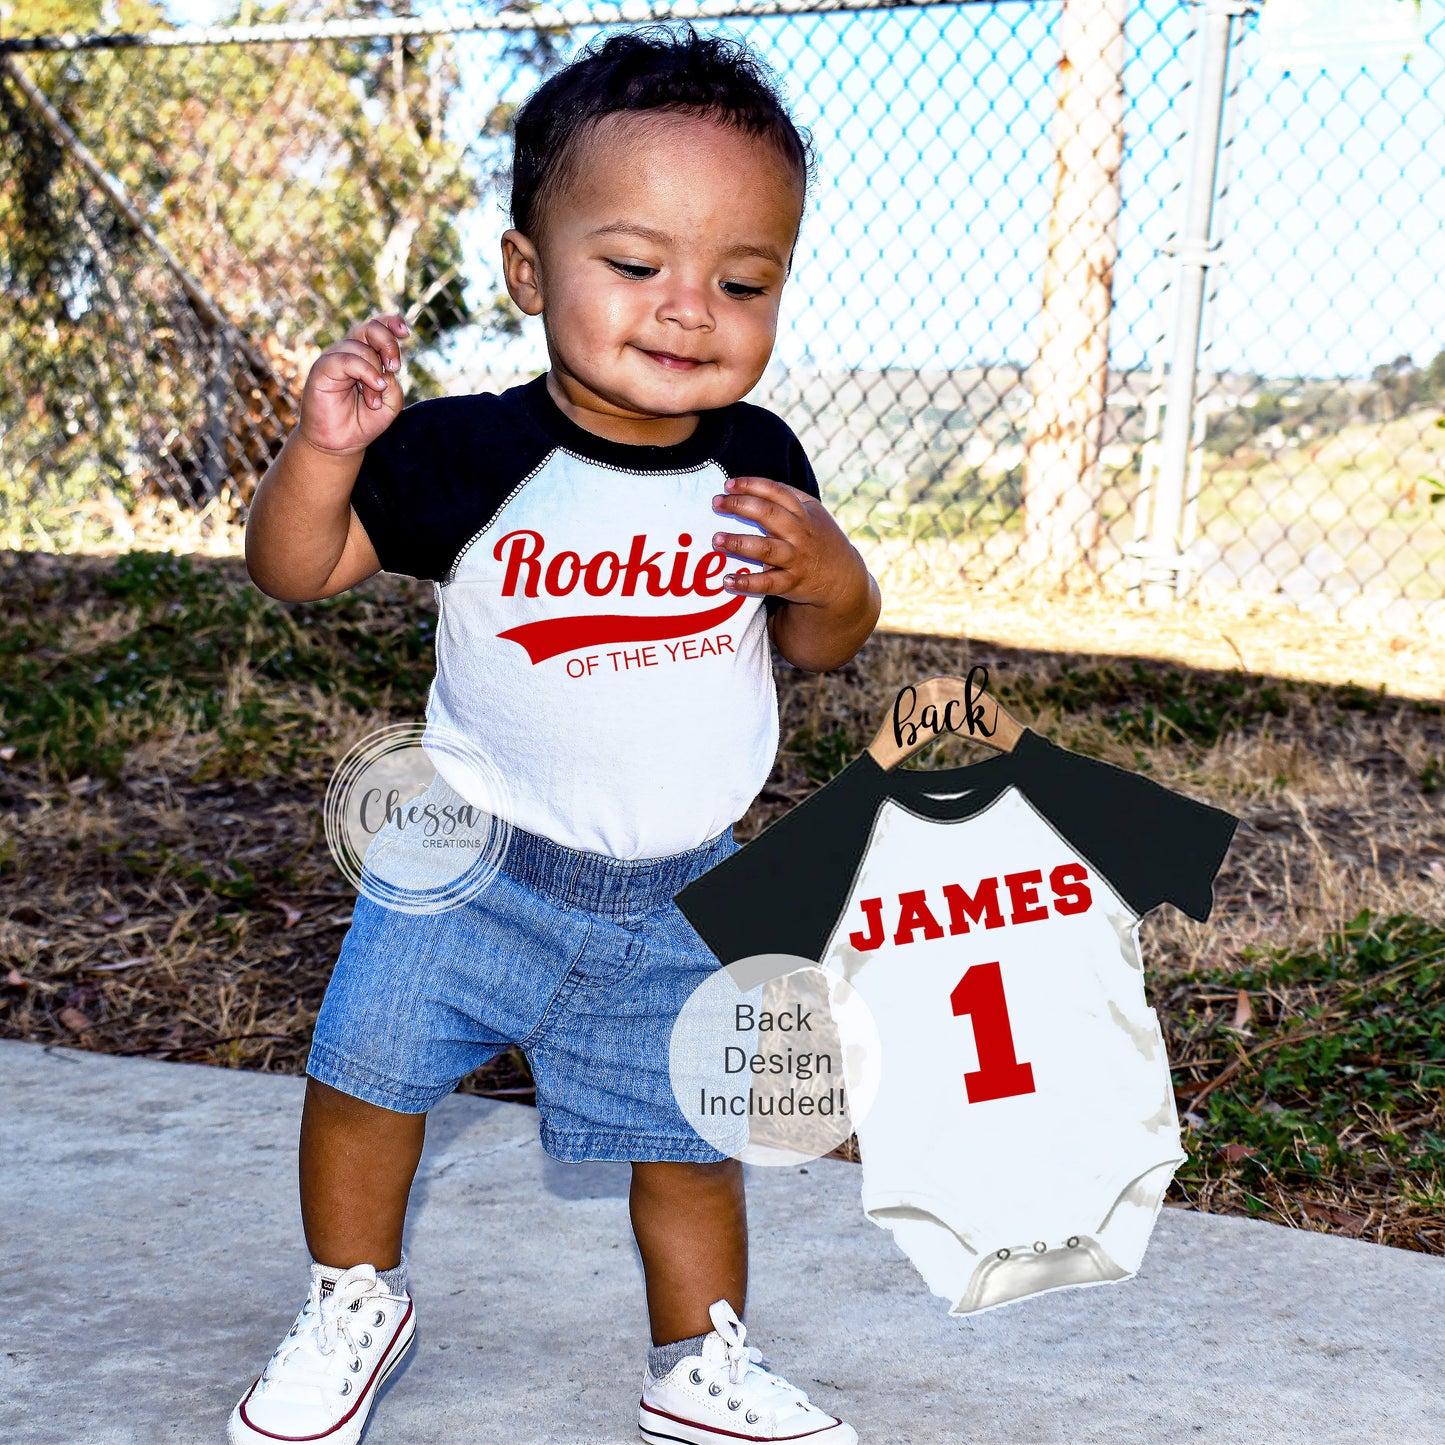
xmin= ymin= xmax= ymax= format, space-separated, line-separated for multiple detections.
xmin=710 ymin=475 xmax=865 ymax=609
xmin=298 ymin=313 xmax=411 ymax=456
xmin=711 ymin=474 xmax=881 ymax=672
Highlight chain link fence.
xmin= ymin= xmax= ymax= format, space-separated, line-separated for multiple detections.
xmin=2 ymin=0 xmax=1441 ymax=627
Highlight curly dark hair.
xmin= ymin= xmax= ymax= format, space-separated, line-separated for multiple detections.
xmin=508 ymin=25 xmax=815 ymax=246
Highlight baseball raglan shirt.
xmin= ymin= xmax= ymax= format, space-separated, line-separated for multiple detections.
xmin=674 ymin=731 xmax=1237 ymax=1314
xmin=350 ymin=374 xmax=819 ymax=860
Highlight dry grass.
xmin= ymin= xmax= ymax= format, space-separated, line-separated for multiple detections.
xmin=2 ymin=539 xmax=1442 ymax=1256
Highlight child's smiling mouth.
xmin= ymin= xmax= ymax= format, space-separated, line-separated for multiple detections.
xmin=640 ymin=347 xmax=705 ymax=371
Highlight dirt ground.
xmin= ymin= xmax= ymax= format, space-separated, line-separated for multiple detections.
xmin=2 ymin=539 xmax=1442 ymax=1255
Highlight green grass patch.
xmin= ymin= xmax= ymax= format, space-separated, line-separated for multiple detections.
xmin=1167 ymin=912 xmax=1445 ymax=1225
xmin=1002 ymin=659 xmax=1295 ymax=748
xmin=1 ymin=550 xmax=437 ymax=780
xmin=793 ymin=724 xmax=857 ymax=785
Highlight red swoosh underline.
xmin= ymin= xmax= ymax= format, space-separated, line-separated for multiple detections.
xmin=496 ymin=594 xmax=746 ymax=664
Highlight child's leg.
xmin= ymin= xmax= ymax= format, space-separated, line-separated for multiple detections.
xmin=298 ymin=1076 xmax=426 ymax=1271
xmin=631 ymin=1156 xmax=858 ymax=1444
xmin=630 ymin=1158 xmax=747 ymax=1344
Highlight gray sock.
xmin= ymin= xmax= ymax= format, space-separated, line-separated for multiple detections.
xmin=377 ymin=1255 xmax=410 ymax=1297
xmin=648 ymin=1331 xmax=710 ymax=1380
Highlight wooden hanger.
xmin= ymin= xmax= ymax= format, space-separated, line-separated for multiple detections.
xmin=867 ymin=666 xmax=1028 ymax=770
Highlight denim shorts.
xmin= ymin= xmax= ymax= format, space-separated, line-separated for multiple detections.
xmin=307 ymin=820 xmax=740 ymax=1162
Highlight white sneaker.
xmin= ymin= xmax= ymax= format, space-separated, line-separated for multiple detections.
xmin=639 ymin=1300 xmax=858 ymax=1444
xmin=228 ymin=1262 xmax=415 ymax=1444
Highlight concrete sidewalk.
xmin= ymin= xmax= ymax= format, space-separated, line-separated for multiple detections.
xmin=2 ymin=1039 xmax=1440 ymax=1445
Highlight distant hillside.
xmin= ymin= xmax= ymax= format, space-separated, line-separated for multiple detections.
xmin=447 ymin=357 xmax=1445 ymax=497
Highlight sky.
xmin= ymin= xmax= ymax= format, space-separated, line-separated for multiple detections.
xmin=153 ymin=0 xmax=1444 ymax=382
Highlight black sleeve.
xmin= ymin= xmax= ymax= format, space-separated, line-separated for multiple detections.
xmin=716 ymin=405 xmax=821 ymax=618
xmin=674 ymin=756 xmax=882 ymax=965
xmin=766 ymin=422 xmax=821 ymax=619
xmin=781 ymin=423 xmax=821 ymax=500
xmin=348 ymin=395 xmax=468 ymax=580
xmin=1026 ymin=740 xmax=1238 ymax=923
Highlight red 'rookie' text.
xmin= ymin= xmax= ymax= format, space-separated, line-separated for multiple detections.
xmin=494 ymin=530 xmax=727 ymax=599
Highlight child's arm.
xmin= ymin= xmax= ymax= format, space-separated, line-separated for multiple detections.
xmin=711 ymin=474 xmax=881 ymax=673
xmin=245 ymin=314 xmax=411 ymax=603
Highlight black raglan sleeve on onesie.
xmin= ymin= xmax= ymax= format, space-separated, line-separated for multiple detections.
xmin=715 ymin=404 xmax=822 ymax=619
xmin=350 ymin=393 xmax=545 ymax=584
xmin=673 ymin=756 xmax=882 ymax=965
xmin=1022 ymin=737 xmax=1238 ymax=923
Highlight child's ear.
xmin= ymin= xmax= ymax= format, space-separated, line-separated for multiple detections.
xmin=501 ymin=229 xmax=545 ymax=316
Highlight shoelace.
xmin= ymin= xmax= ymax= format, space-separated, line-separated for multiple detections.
xmin=264 ymin=1266 xmax=385 ymax=1388
xmin=707 ymin=1301 xmax=813 ymax=1411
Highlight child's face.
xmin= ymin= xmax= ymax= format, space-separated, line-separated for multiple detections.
xmin=502 ymin=111 xmax=804 ymax=444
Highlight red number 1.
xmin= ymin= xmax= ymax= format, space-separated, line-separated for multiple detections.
xmin=950 ymin=961 xmax=1036 ymax=1103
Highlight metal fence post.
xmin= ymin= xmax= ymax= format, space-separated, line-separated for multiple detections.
xmin=1139 ymin=0 xmax=1248 ymax=606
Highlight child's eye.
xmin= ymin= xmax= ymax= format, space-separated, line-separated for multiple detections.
xmin=605 ymin=260 xmax=765 ymax=297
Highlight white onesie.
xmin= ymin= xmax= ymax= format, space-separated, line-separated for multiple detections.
xmin=674 ymin=729 xmax=1236 ymax=1315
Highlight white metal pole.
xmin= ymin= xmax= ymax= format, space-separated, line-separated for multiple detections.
xmin=1141 ymin=0 xmax=1246 ymax=606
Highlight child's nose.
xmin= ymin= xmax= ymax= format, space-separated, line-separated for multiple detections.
xmin=656 ymin=275 xmax=714 ymax=330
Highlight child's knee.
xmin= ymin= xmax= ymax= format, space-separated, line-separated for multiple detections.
xmin=303 ymin=1074 xmax=427 ymax=1136
xmin=632 ymin=1157 xmax=743 ymax=1193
